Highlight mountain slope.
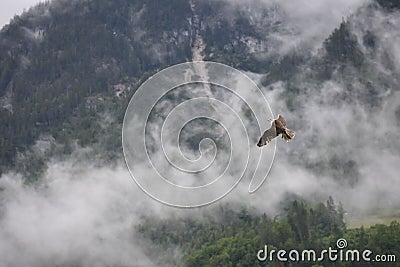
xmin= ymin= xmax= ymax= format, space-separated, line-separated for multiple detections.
xmin=0 ymin=0 xmax=193 ymax=175
xmin=0 ymin=0 xmax=399 ymax=266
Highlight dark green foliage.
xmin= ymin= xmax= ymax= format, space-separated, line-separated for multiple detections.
xmin=375 ymin=0 xmax=400 ymax=10
xmin=196 ymin=1 xmax=267 ymax=71
xmin=362 ymin=31 xmax=376 ymax=50
xmin=303 ymin=21 xmax=366 ymax=82
xmin=344 ymin=222 xmax=400 ymax=267
xmin=323 ymin=22 xmax=364 ymax=69
xmin=261 ymin=52 xmax=307 ymax=86
xmin=0 ymin=0 xmax=192 ymax=174
xmin=137 ymin=200 xmax=399 ymax=266
xmin=143 ymin=0 xmax=192 ymax=33
xmin=137 ymin=199 xmax=399 ymax=267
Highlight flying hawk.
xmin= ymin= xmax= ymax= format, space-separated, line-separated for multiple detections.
xmin=257 ymin=114 xmax=295 ymax=147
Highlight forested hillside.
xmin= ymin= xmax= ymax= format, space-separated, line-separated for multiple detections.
xmin=0 ymin=0 xmax=193 ymax=176
xmin=138 ymin=199 xmax=399 ymax=266
xmin=1 ymin=0 xmax=398 ymax=180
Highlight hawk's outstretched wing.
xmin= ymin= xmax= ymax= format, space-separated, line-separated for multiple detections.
xmin=257 ymin=122 xmax=277 ymax=147
xmin=276 ymin=114 xmax=286 ymax=127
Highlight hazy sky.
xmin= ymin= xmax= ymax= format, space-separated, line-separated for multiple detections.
xmin=0 ymin=0 xmax=42 ymax=28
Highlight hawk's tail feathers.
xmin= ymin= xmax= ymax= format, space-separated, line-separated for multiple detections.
xmin=282 ymin=128 xmax=295 ymax=142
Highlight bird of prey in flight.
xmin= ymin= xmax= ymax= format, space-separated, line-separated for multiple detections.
xmin=257 ymin=114 xmax=295 ymax=147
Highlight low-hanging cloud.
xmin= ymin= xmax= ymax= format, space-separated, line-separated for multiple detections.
xmin=246 ymin=4 xmax=400 ymax=218
xmin=223 ymin=0 xmax=369 ymax=54
xmin=271 ymin=0 xmax=368 ymax=52
xmin=0 ymin=157 xmax=163 ymax=267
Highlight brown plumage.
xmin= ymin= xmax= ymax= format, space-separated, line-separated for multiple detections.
xmin=257 ymin=114 xmax=295 ymax=147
